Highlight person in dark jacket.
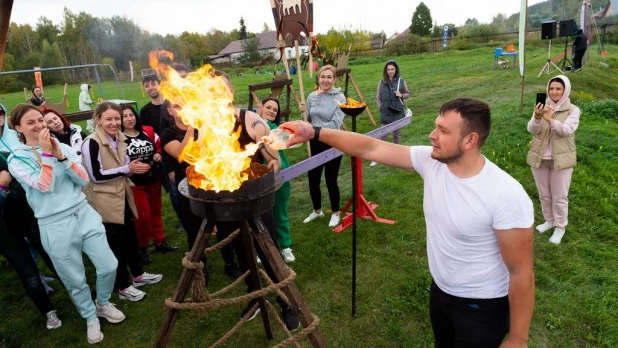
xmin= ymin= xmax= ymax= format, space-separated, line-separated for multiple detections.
xmin=30 ymin=86 xmax=46 ymax=106
xmin=375 ymin=60 xmax=410 ymax=152
xmin=571 ymin=29 xmax=588 ymax=71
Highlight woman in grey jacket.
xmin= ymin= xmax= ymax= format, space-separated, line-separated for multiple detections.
xmin=299 ymin=65 xmax=346 ymax=228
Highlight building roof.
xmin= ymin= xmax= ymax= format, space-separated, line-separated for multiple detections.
xmin=397 ymin=28 xmax=410 ymax=38
xmin=218 ymin=31 xmax=279 ymax=55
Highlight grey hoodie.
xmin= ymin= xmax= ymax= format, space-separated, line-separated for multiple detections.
xmin=306 ymin=87 xmax=346 ymax=130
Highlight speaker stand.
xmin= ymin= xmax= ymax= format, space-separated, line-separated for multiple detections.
xmin=557 ymin=36 xmax=573 ymax=71
xmin=538 ymin=40 xmax=564 ymax=77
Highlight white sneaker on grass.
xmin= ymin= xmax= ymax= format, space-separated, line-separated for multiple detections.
xmin=281 ymin=248 xmax=296 ymax=263
xmin=87 ymin=318 xmax=104 ymax=344
xmin=46 ymin=310 xmax=62 ymax=330
xmin=95 ymin=300 xmax=126 ymax=324
xmin=303 ymin=211 xmax=324 ymax=223
xmin=536 ymin=221 xmax=555 ymax=233
xmin=329 ymin=214 xmax=341 ymax=227
xmin=119 ymin=285 xmax=146 ymax=302
xmin=549 ymin=228 xmax=566 ymax=245
xmin=133 ymin=272 xmax=163 ymax=288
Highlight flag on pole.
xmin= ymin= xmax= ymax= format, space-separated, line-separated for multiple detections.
xmin=519 ymin=0 xmax=527 ymax=77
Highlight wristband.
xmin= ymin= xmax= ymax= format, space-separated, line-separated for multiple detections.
xmin=58 ymin=157 xmax=68 ymax=162
xmin=42 ymin=153 xmax=53 ymax=158
xmin=313 ymin=126 xmax=321 ymax=141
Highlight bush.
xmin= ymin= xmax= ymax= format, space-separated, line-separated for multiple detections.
xmin=579 ymin=99 xmax=618 ymax=122
xmin=571 ymin=91 xmax=596 ymax=104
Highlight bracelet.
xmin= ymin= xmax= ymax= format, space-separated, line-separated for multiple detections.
xmin=313 ymin=126 xmax=321 ymax=141
xmin=58 ymin=157 xmax=68 ymax=162
xmin=42 ymin=153 xmax=53 ymax=157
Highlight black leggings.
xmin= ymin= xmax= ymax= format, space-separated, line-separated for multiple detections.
xmin=0 ymin=217 xmax=55 ymax=317
xmin=307 ymin=140 xmax=342 ymax=212
xmin=103 ymin=202 xmax=143 ymax=290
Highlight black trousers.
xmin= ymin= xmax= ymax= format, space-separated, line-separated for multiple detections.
xmin=3 ymin=197 xmax=59 ymax=280
xmin=573 ymin=49 xmax=586 ymax=70
xmin=103 ymin=202 xmax=143 ymax=290
xmin=215 ymin=211 xmax=287 ymax=308
xmin=429 ymin=280 xmax=510 ymax=348
xmin=308 ymin=140 xmax=342 ymax=212
xmin=0 ymin=216 xmax=55 ymax=316
xmin=176 ymin=189 xmax=204 ymax=251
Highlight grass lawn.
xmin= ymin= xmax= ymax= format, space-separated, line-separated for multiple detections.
xmin=1 ymin=44 xmax=618 ymax=347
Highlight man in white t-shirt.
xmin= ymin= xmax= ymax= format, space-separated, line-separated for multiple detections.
xmin=282 ymin=98 xmax=535 ymax=347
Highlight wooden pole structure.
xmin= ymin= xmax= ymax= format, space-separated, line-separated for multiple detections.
xmin=0 ymin=0 xmax=14 ymax=72
xmin=295 ymin=39 xmax=311 ymax=157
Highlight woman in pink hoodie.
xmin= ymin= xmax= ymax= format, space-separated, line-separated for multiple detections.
xmin=526 ymin=75 xmax=580 ymax=245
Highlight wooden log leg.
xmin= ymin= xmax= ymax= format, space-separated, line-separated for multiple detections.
xmin=348 ymin=73 xmax=377 ymax=126
xmin=154 ymin=220 xmax=213 ymax=348
xmin=240 ymin=220 xmax=274 ymax=340
xmin=251 ymin=217 xmax=326 ymax=348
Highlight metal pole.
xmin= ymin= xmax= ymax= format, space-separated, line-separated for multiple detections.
xmin=103 ymin=64 xmax=126 ymax=99
xmin=351 ymin=114 xmax=357 ymax=317
xmin=93 ymin=66 xmax=105 ymax=99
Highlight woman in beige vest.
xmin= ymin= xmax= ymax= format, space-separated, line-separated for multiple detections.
xmin=82 ymin=102 xmax=163 ymax=302
xmin=527 ymin=75 xmax=580 ymax=245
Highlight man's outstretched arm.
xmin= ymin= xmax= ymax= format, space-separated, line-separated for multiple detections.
xmin=280 ymin=120 xmax=415 ymax=171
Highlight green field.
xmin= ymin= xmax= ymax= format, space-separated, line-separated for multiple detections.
xmin=1 ymin=45 xmax=618 ymax=347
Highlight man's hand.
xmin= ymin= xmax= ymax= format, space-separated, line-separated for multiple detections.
xmin=279 ymin=121 xmax=314 ymax=147
xmin=0 ymin=170 xmax=12 ymax=186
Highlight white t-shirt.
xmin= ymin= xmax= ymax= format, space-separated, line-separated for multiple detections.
xmin=410 ymin=146 xmax=533 ymax=299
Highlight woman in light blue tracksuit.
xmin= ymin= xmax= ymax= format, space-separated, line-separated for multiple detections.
xmin=7 ymin=104 xmax=125 ymax=344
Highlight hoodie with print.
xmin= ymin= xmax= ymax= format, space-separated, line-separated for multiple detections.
xmin=8 ymin=142 xmax=90 ymax=225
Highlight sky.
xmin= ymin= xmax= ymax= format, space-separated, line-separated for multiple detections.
xmin=9 ymin=0 xmax=546 ymax=37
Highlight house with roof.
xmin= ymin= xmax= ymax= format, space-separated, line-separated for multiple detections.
xmin=214 ymin=31 xmax=309 ymax=64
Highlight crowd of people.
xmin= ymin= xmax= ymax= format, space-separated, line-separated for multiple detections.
xmin=0 ymin=56 xmax=582 ymax=347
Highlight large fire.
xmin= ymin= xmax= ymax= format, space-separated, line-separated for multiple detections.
xmin=149 ymin=51 xmax=259 ymax=192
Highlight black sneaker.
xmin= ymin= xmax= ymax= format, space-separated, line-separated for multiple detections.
xmin=139 ymin=248 xmax=152 ymax=265
xmin=281 ymin=305 xmax=300 ymax=332
xmin=240 ymin=299 xmax=262 ymax=321
xmin=224 ymin=263 xmax=242 ymax=280
xmin=155 ymin=240 xmax=178 ymax=252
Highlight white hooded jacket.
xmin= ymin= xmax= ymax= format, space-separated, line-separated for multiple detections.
xmin=78 ymin=84 xmax=93 ymax=111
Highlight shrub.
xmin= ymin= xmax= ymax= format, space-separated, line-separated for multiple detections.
xmin=571 ymin=91 xmax=596 ymax=104
xmin=579 ymin=99 xmax=618 ymax=122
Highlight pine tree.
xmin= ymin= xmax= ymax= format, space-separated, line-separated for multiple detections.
xmin=410 ymin=2 xmax=433 ymax=37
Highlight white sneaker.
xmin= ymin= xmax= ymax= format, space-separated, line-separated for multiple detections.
xmin=95 ymin=300 xmax=126 ymax=324
xmin=281 ymin=248 xmax=296 ymax=263
xmin=46 ymin=310 xmax=62 ymax=330
xmin=370 ymin=161 xmax=378 ymax=166
xmin=536 ymin=221 xmax=555 ymax=233
xmin=329 ymin=214 xmax=341 ymax=227
xmin=133 ymin=272 xmax=163 ymax=287
xmin=119 ymin=285 xmax=146 ymax=302
xmin=549 ymin=228 xmax=566 ymax=245
xmin=87 ymin=318 xmax=104 ymax=344
xmin=303 ymin=211 xmax=324 ymax=223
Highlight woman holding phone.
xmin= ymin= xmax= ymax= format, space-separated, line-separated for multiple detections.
xmin=527 ymin=75 xmax=580 ymax=245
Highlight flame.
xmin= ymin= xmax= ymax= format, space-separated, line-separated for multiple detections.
xmin=150 ymin=50 xmax=258 ymax=192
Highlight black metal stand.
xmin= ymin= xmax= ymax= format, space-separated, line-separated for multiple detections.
xmin=350 ymin=114 xmax=358 ymax=317
xmin=558 ymin=36 xmax=573 ymax=71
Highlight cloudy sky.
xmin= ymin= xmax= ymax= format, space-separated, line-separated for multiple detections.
xmin=9 ymin=0 xmax=545 ymax=36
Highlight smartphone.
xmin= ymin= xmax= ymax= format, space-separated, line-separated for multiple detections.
xmin=536 ymin=93 xmax=547 ymax=107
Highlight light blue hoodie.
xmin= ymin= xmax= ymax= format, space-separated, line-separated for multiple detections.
xmin=8 ymin=142 xmax=90 ymax=225
xmin=0 ymin=103 xmax=21 ymax=152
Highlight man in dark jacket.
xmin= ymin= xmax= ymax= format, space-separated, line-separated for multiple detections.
xmin=571 ymin=29 xmax=588 ymax=71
